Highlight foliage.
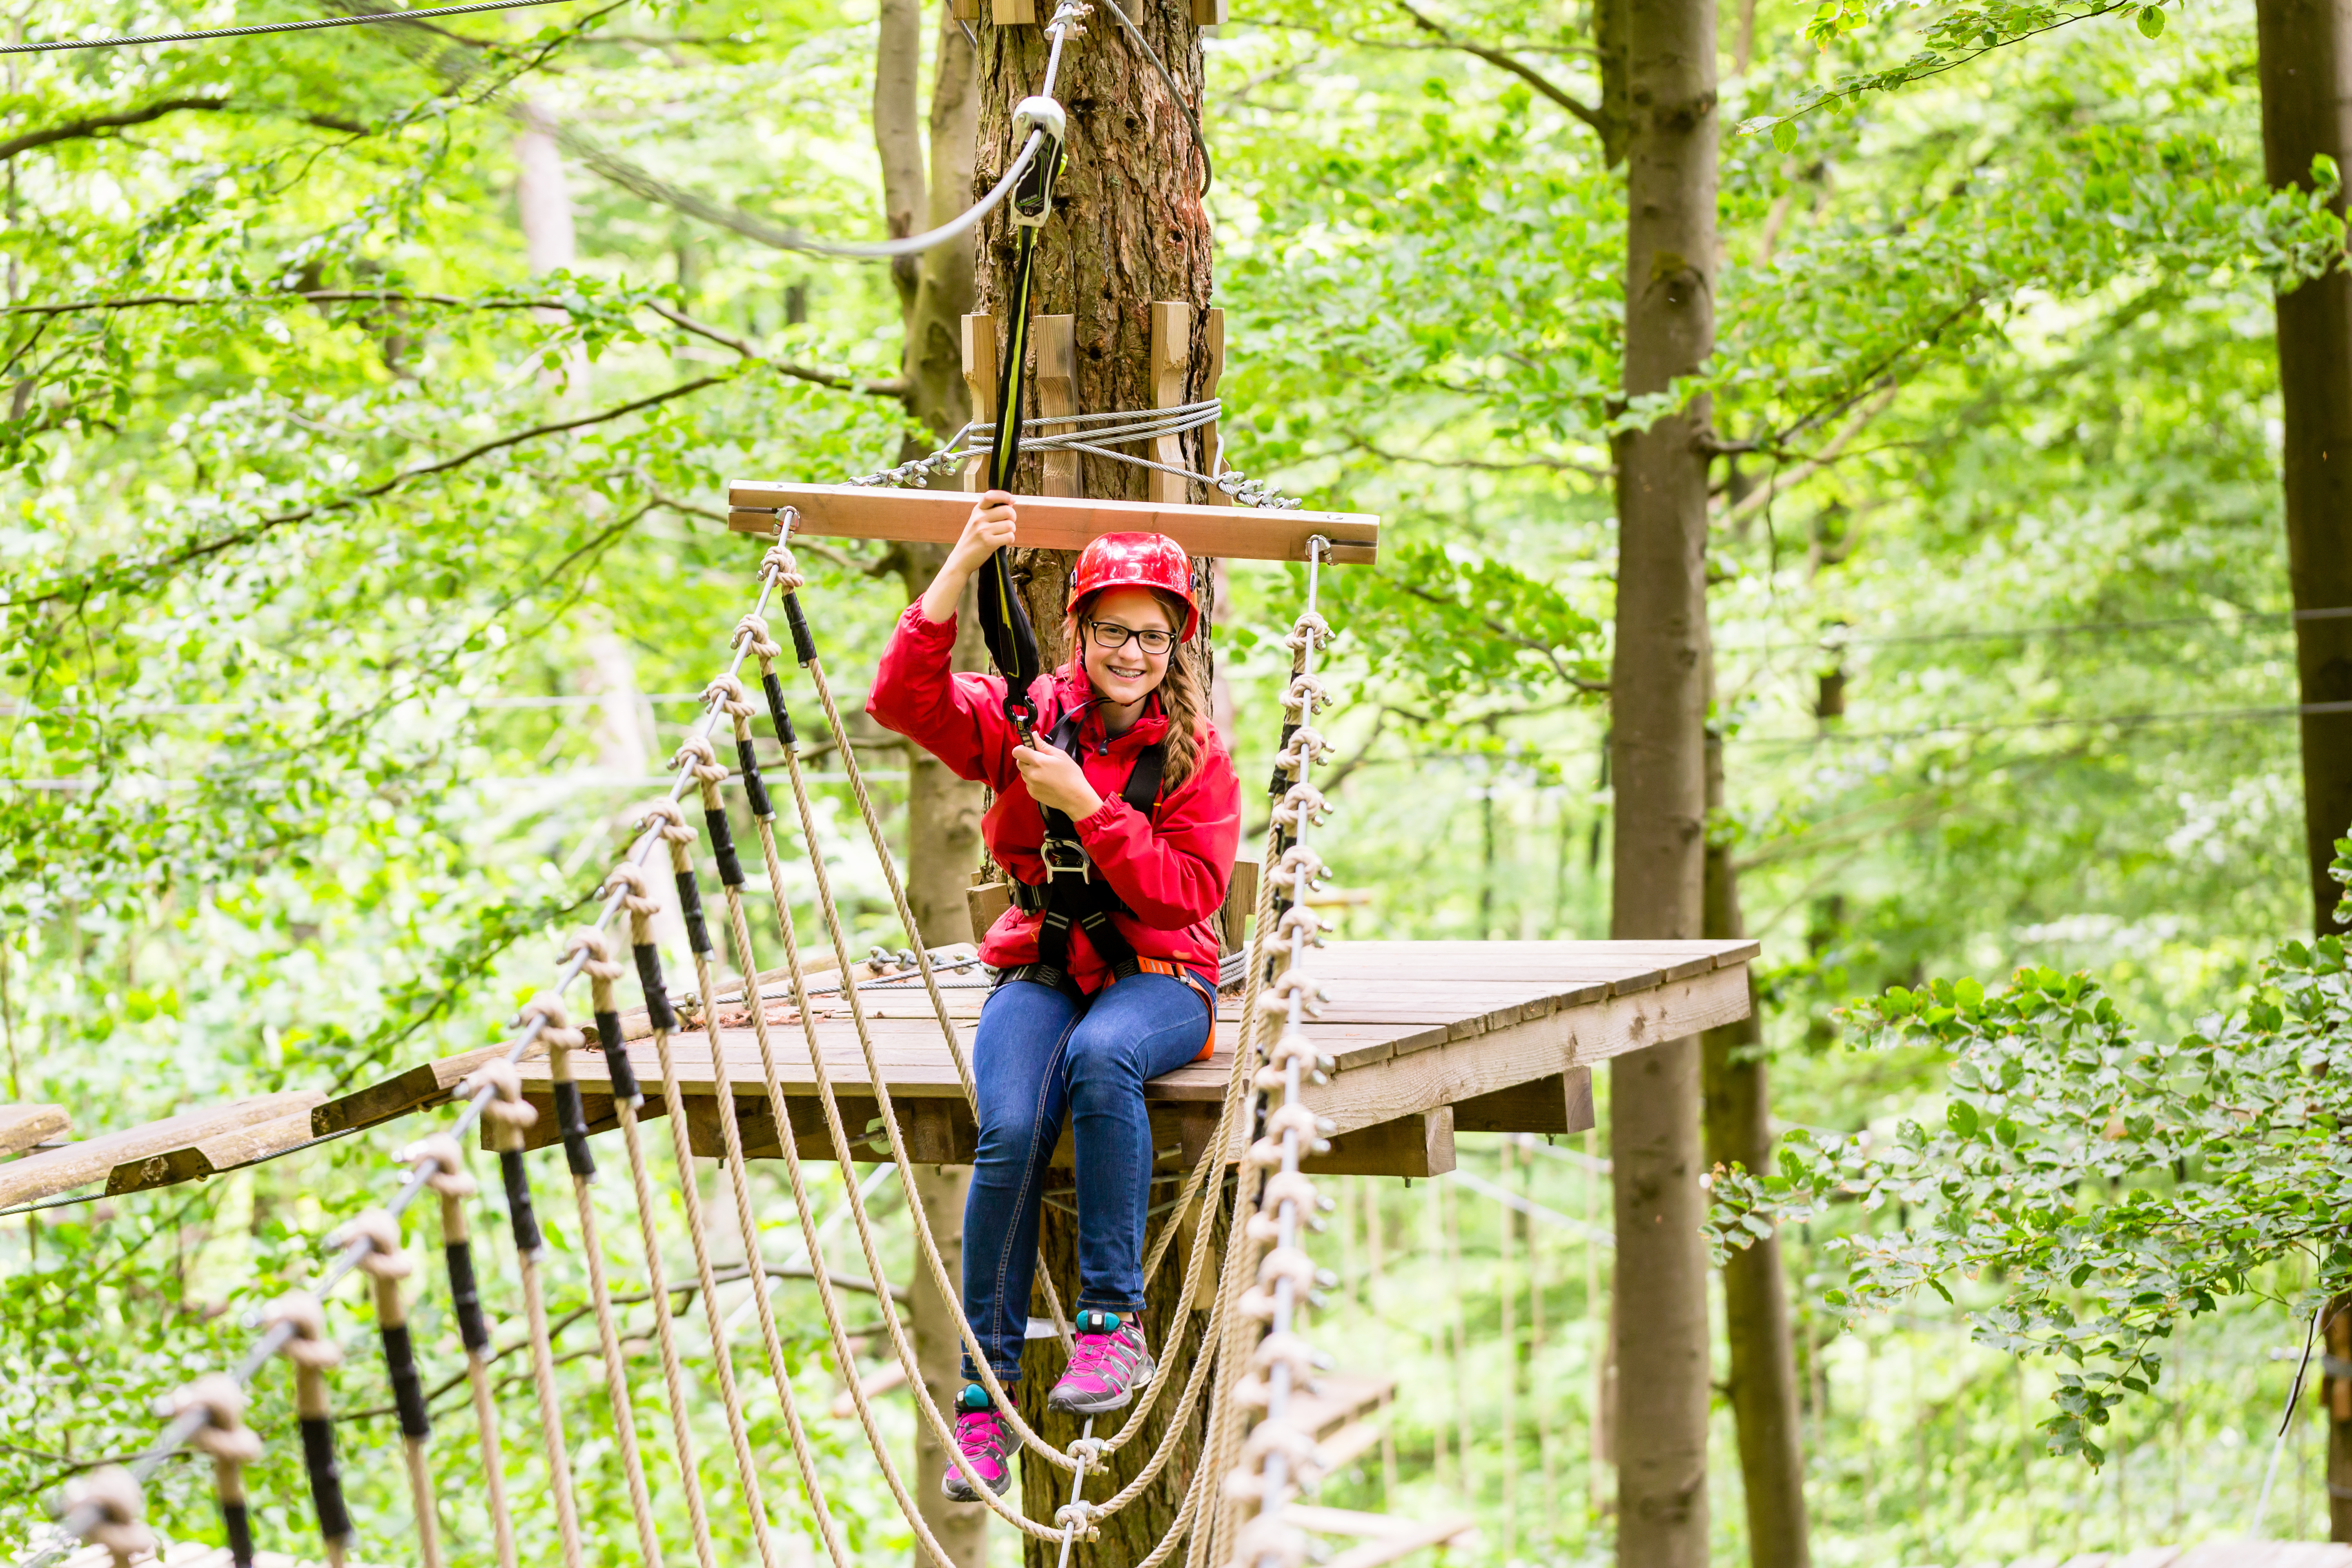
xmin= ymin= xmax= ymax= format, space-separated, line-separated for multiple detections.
xmin=1714 ymin=839 xmax=2352 ymax=1464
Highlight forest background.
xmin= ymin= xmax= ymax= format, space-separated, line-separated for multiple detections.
xmin=0 ymin=0 xmax=2345 ymax=1561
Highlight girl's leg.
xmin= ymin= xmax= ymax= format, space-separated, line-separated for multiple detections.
xmin=1060 ymin=972 xmax=1214 ymax=1316
xmin=960 ymin=978 xmax=1083 ymax=1385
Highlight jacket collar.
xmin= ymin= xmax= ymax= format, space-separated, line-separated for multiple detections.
xmin=1050 ymin=671 xmax=1169 ymax=754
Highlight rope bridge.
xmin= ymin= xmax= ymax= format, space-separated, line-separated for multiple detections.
xmin=27 ymin=497 xmax=1361 ymax=1568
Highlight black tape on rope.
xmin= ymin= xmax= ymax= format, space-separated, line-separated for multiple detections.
xmin=737 ymin=736 xmax=775 ymax=818
xmin=221 ymin=1500 xmax=255 ymax=1568
xmin=555 ymin=1079 xmax=596 ymax=1178
xmin=595 ymin=1008 xmax=640 ymax=1100
xmin=783 ymin=592 xmax=817 ymax=667
xmin=675 ymin=868 xmax=713 ymax=956
xmin=705 ymin=807 xmax=746 ymax=888
xmin=381 ymin=1324 xmax=432 ymax=1440
xmin=761 ymin=670 xmax=798 ymax=746
xmin=299 ymin=1414 xmax=352 ymax=1544
xmin=501 ymin=1149 xmax=543 ymax=1256
xmin=446 ymin=1241 xmax=490 ymax=1354
xmin=634 ymin=944 xmax=679 ymax=1033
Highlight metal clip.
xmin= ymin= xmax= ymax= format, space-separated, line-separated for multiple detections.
xmin=1009 ymin=97 xmax=1068 ymax=228
xmin=1040 ymin=837 xmax=1092 ymax=881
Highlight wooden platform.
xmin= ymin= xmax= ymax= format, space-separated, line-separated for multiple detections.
xmin=465 ymin=940 xmax=1757 ymax=1178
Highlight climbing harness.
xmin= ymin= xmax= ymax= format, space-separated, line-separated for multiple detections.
xmin=998 ymin=708 xmax=1167 ymax=996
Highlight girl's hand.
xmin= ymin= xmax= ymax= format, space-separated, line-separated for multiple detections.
xmin=1012 ymin=736 xmax=1104 ymax=819
xmin=945 ymin=493 xmax=1018 ymax=577
xmin=920 ymin=493 xmax=1017 ymax=624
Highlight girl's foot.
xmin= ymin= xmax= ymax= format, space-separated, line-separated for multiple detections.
xmin=943 ymin=1384 xmax=1016 ymax=1500
xmin=1047 ymin=1310 xmax=1156 ymax=1414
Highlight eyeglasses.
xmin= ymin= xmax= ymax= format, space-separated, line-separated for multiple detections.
xmin=1084 ymin=619 xmax=1176 ymax=656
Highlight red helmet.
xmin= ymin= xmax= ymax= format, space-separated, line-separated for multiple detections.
xmin=1066 ymin=532 xmax=1199 ymax=641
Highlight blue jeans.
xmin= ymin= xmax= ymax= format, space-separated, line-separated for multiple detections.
xmin=960 ymin=973 xmax=1212 ymax=1383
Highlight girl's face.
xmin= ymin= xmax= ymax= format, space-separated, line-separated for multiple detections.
xmin=1078 ymin=586 xmax=1178 ymax=711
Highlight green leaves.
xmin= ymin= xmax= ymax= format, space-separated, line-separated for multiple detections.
xmin=1713 ymin=929 xmax=2352 ymax=1461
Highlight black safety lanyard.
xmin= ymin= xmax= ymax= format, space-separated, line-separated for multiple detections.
xmin=975 ymin=126 xmax=1067 ymax=748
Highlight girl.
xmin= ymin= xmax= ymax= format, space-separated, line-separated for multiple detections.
xmin=866 ymin=491 xmax=1241 ymax=1499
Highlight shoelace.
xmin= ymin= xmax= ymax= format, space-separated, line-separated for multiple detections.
xmin=956 ymin=1410 xmax=1009 ymax=1459
xmin=1065 ymin=1327 xmax=1136 ymax=1380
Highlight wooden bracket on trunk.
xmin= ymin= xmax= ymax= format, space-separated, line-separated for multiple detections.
xmin=739 ymin=307 xmax=1375 ymax=561
xmin=1148 ymin=300 xmax=1192 ymax=504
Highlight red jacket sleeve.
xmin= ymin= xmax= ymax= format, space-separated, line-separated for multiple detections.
xmin=1070 ymin=729 xmax=1241 ymax=928
xmin=865 ymin=604 xmax=1027 ymax=791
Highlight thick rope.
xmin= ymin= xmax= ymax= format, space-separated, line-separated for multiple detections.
xmin=664 ymin=754 xmax=863 ymax=1568
xmin=554 ymin=935 xmax=665 ymax=1567
xmin=627 ymin=846 xmax=788 ymax=1568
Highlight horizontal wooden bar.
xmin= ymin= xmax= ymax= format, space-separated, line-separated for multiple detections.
xmin=726 ymin=481 xmax=1379 ymax=564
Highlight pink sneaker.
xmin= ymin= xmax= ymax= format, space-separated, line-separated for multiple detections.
xmin=943 ymin=1385 xmax=1015 ymax=1500
xmin=1048 ymin=1310 xmax=1156 ymax=1415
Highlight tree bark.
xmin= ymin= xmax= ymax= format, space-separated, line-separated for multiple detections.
xmin=2255 ymin=0 xmax=2352 ymax=940
xmin=1606 ymin=0 xmax=1717 ymax=1559
xmin=1701 ymin=731 xmax=1811 ymax=1568
xmin=970 ymin=3 xmax=1216 ymax=1556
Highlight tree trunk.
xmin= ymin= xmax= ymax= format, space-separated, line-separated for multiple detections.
xmin=971 ymin=2 xmax=1215 ymax=1555
xmin=2255 ymin=0 xmax=2352 ymax=940
xmin=1606 ymin=0 xmax=1717 ymax=1558
xmin=1701 ymin=732 xmax=1811 ymax=1568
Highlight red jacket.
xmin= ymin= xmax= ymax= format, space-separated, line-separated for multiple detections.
xmin=866 ymin=603 xmax=1240 ymax=994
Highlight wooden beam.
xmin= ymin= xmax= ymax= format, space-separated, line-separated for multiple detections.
xmin=0 ymin=1103 xmax=69 ymax=1158
xmin=1450 ymin=1067 xmax=1595 ymax=1136
xmin=961 ymin=313 xmax=998 ymax=493
xmin=1035 ymin=314 xmax=1078 ymax=498
xmin=1192 ymin=0 xmax=1227 ymax=24
xmin=1148 ymin=301 xmax=1192 ymax=504
xmin=992 ymin=0 xmax=1036 ymax=23
xmin=1199 ymin=307 xmax=1230 ymax=506
xmin=729 ymin=481 xmax=1377 ymax=565
xmin=105 ymin=1108 xmax=320 ymax=1195
xmin=1301 ymin=1106 xmax=1455 ymax=1178
xmin=0 ymin=1091 xmax=325 ymax=1208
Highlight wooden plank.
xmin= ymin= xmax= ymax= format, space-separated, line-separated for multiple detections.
xmin=0 ymin=1092 xmax=326 ymax=1208
xmin=1149 ymin=301 xmax=1192 ymax=504
xmin=992 ymin=0 xmax=1036 ymax=26
xmin=1192 ymin=0 xmax=1227 ymax=24
xmin=962 ymin=313 xmax=998 ymax=492
xmin=105 ymin=1109 xmax=320 ymax=1195
xmin=1199 ymin=307 xmax=1230 ymax=504
xmin=1283 ymin=1372 xmax=1394 ymax=1438
xmin=1302 ymin=967 xmax=1751 ymax=1137
xmin=313 ymin=1039 xmax=546 ymax=1138
xmin=1036 ymin=315 xmax=1079 ymax=498
xmin=1221 ymin=851 xmax=1258 ymax=953
xmin=1303 ymin=1107 xmax=1454 ymax=1177
xmin=727 ymin=482 xmax=1378 ymax=566
xmin=0 ymin=1103 xmax=69 ymax=1157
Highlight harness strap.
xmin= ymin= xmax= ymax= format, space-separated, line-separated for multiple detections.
xmin=1016 ymin=715 xmax=1166 ymax=991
